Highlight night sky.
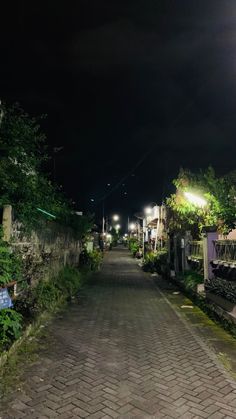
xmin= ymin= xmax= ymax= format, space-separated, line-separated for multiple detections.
xmin=1 ymin=1 xmax=236 ymax=222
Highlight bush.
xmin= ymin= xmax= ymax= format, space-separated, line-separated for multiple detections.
xmin=142 ymin=252 xmax=156 ymax=272
xmin=182 ymin=270 xmax=204 ymax=290
xmin=34 ymin=280 xmax=60 ymax=311
xmin=79 ymin=249 xmax=103 ymax=271
xmin=0 ymin=308 xmax=23 ymax=350
xmin=128 ymin=238 xmax=139 ymax=257
xmin=14 ymin=280 xmax=60 ymax=320
xmin=14 ymin=266 xmax=82 ymax=320
xmin=0 ymin=231 xmax=22 ymax=287
xmin=142 ymin=249 xmax=168 ymax=276
xmin=55 ymin=266 xmax=81 ymax=297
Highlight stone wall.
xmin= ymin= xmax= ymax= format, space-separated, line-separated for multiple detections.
xmin=2 ymin=205 xmax=81 ymax=286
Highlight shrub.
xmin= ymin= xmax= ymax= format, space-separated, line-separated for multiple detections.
xmin=55 ymin=266 xmax=81 ymax=297
xmin=0 ymin=231 xmax=22 ymax=287
xmin=14 ymin=280 xmax=60 ymax=320
xmin=79 ymin=249 xmax=103 ymax=271
xmin=34 ymin=280 xmax=60 ymax=311
xmin=142 ymin=252 xmax=156 ymax=272
xmin=14 ymin=266 xmax=83 ymax=320
xmin=13 ymin=287 xmax=41 ymax=320
xmin=182 ymin=270 xmax=204 ymax=290
xmin=0 ymin=308 xmax=23 ymax=350
xmin=142 ymin=249 xmax=168 ymax=276
xmin=128 ymin=238 xmax=139 ymax=257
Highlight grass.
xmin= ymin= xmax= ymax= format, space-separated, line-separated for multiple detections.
xmin=0 ymin=321 xmax=47 ymax=399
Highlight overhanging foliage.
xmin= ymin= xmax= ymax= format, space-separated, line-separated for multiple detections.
xmin=167 ymin=167 xmax=236 ymax=235
xmin=0 ymin=102 xmax=93 ymax=239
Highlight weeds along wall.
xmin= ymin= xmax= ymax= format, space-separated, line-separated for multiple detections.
xmin=3 ymin=205 xmax=81 ymax=286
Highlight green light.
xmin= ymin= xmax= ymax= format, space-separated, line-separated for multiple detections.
xmin=36 ymin=208 xmax=56 ymax=219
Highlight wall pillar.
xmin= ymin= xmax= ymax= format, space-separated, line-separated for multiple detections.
xmin=174 ymin=234 xmax=179 ymax=273
xmin=203 ymin=229 xmax=218 ymax=282
xmin=184 ymin=231 xmax=192 ymax=271
xmin=2 ymin=205 xmax=12 ymax=242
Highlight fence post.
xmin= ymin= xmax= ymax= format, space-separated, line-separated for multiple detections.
xmin=202 ymin=228 xmax=218 ymax=283
xmin=2 ymin=205 xmax=12 ymax=242
xmin=173 ymin=234 xmax=179 ymax=273
xmin=184 ymin=231 xmax=192 ymax=271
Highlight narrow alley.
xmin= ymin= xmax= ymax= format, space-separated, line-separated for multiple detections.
xmin=1 ymin=247 xmax=236 ymax=419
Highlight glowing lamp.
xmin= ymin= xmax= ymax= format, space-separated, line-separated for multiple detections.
xmin=145 ymin=207 xmax=152 ymax=215
xmin=184 ymin=192 xmax=207 ymax=207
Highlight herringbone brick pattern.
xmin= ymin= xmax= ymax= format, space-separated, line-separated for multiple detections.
xmin=1 ymin=247 xmax=236 ymax=418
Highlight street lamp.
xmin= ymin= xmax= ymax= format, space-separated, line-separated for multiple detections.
xmin=113 ymin=214 xmax=119 ymax=222
xmin=145 ymin=207 xmax=152 ymax=215
xmin=129 ymin=223 xmax=136 ymax=231
xmin=184 ymin=192 xmax=207 ymax=207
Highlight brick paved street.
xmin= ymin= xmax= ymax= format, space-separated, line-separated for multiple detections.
xmin=1 ymin=247 xmax=236 ymax=418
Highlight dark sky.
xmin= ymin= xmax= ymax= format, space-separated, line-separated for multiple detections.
xmin=1 ymin=1 xmax=236 ymax=221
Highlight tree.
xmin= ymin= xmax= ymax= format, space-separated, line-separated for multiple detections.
xmin=167 ymin=167 xmax=236 ymax=236
xmin=0 ymin=102 xmax=93 ymax=238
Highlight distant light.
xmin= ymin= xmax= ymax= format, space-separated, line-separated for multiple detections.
xmin=124 ymin=192 xmax=127 ymax=195
xmin=184 ymin=192 xmax=207 ymax=207
xmin=107 ymin=183 xmax=111 ymax=186
xmin=129 ymin=223 xmax=135 ymax=230
xmin=113 ymin=214 xmax=119 ymax=221
xmin=107 ymin=234 xmax=112 ymax=239
xmin=90 ymin=198 xmax=95 ymax=202
xmin=115 ymin=224 xmax=121 ymax=230
xmin=124 ymin=234 xmax=128 ymax=237
xmin=145 ymin=207 xmax=152 ymax=215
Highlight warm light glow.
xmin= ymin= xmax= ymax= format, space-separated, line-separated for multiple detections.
xmin=106 ymin=234 xmax=112 ymax=240
xmin=124 ymin=234 xmax=128 ymax=237
xmin=184 ymin=192 xmax=207 ymax=207
xmin=129 ymin=223 xmax=136 ymax=230
xmin=145 ymin=206 xmax=152 ymax=215
xmin=115 ymin=224 xmax=121 ymax=230
xmin=113 ymin=214 xmax=119 ymax=221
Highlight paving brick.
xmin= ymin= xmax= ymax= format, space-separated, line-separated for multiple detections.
xmin=1 ymin=248 xmax=236 ymax=419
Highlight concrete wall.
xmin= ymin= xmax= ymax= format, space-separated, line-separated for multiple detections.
xmin=219 ymin=229 xmax=236 ymax=240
